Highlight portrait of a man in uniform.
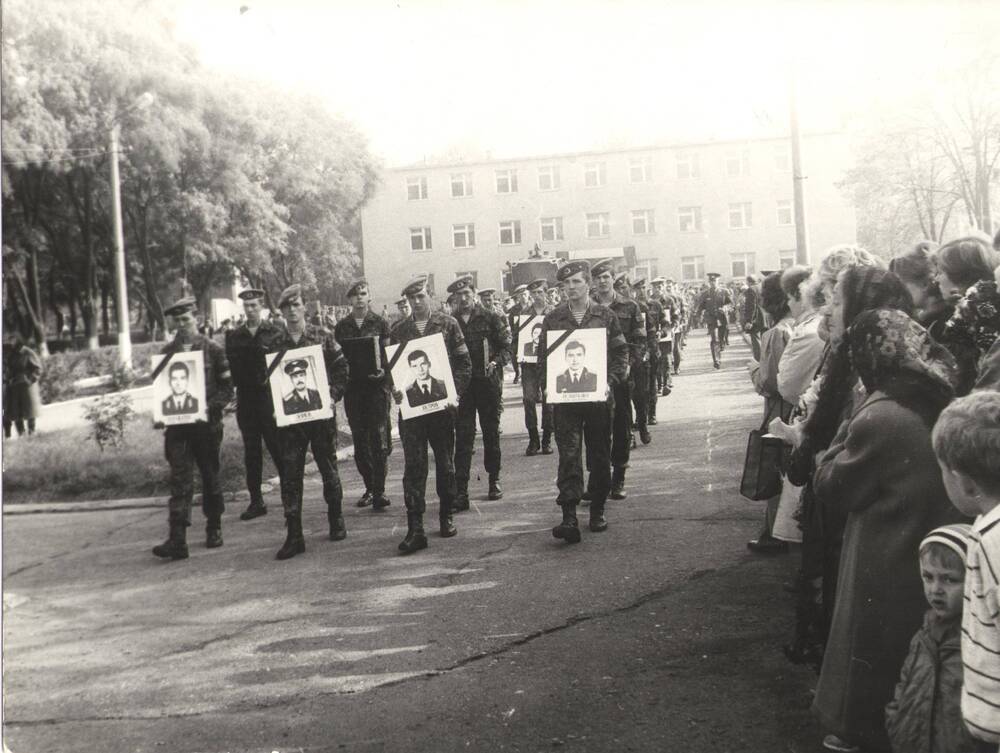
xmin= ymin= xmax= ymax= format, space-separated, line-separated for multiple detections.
xmin=281 ymin=359 xmax=323 ymax=414
xmin=556 ymin=340 xmax=598 ymax=393
xmin=162 ymin=361 xmax=200 ymax=415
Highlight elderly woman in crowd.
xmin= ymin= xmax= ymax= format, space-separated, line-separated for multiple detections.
xmin=811 ymin=308 xmax=963 ymax=753
xmin=889 ymin=240 xmax=950 ymax=335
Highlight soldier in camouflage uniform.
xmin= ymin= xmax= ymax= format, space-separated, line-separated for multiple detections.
xmin=449 ymin=275 xmax=511 ymax=508
xmin=538 ymin=261 xmax=629 ymax=544
xmin=152 ymin=296 xmax=234 ymax=561
xmin=507 ymin=284 xmax=528 ymax=385
xmin=518 ymin=278 xmax=554 ymax=455
xmin=616 ymin=274 xmax=652 ymax=446
xmin=389 ymin=275 xmax=472 ymax=554
xmin=269 ymin=284 xmax=349 ymax=560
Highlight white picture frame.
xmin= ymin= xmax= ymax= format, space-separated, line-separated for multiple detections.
xmin=545 ymin=327 xmax=608 ymax=404
xmin=385 ymin=332 xmax=458 ymax=420
xmin=267 ymin=344 xmax=335 ymax=427
xmin=517 ymin=314 xmax=544 ymax=364
xmin=151 ymin=350 xmax=208 ymax=426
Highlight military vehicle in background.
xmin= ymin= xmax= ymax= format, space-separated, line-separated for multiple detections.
xmin=503 ymin=244 xmax=637 ymax=294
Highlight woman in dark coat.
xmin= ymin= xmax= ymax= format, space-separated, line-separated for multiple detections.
xmin=811 ymin=309 xmax=965 ymax=752
xmin=4 ymin=335 xmax=42 ymax=437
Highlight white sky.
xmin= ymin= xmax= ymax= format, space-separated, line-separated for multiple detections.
xmin=171 ymin=0 xmax=998 ymax=166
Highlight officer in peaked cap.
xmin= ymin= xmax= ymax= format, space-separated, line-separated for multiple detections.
xmin=692 ymin=273 xmax=732 ymax=369
xmin=151 ymin=295 xmax=234 ymax=561
xmin=508 ymin=284 xmax=529 ymax=386
xmin=225 ymin=287 xmax=286 ymax=522
xmin=517 ymin=278 xmax=554 ymax=455
xmin=448 ymin=275 xmax=511 ymax=509
xmin=335 ymin=278 xmax=393 ymax=512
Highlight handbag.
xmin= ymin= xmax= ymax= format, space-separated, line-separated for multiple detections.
xmin=739 ymin=415 xmax=785 ymax=501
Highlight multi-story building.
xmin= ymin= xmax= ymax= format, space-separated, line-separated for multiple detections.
xmin=359 ymin=133 xmax=856 ymax=303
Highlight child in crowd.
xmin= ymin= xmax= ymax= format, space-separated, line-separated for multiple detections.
xmin=884 ymin=524 xmax=993 ymax=753
xmin=933 ymin=392 xmax=1000 ymax=748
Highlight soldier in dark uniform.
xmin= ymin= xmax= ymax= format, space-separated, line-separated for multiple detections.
xmin=538 ymin=261 xmax=629 ymax=544
xmin=590 ymin=260 xmax=645 ymax=500
xmin=652 ymin=278 xmax=680 ymax=390
xmin=637 ymin=279 xmax=663 ymax=425
xmin=692 ymin=272 xmax=733 ymax=369
xmin=617 ymin=274 xmax=652 ymax=446
xmin=334 ymin=279 xmax=392 ymax=511
xmin=518 ymin=278 xmax=554 ymax=455
xmin=225 ymin=288 xmax=285 ymax=521
xmin=269 ymin=284 xmax=349 ymax=560
xmin=665 ymin=279 xmax=686 ymax=372
xmin=507 ymin=283 xmax=528 ymax=385
xmin=389 ymin=275 xmax=472 ymax=554
xmin=152 ymin=296 xmax=234 ymax=561
xmin=449 ymin=275 xmax=511 ymax=509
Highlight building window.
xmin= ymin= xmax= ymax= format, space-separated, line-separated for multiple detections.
xmin=495 ymin=169 xmax=518 ymax=194
xmin=450 ymin=173 xmax=473 ymax=198
xmin=538 ymin=165 xmax=561 ymax=191
xmin=410 ymin=227 xmax=432 ymax=252
xmin=725 ymin=149 xmax=751 ymax=177
xmin=499 ymin=220 xmax=522 ymax=246
xmin=776 ymin=200 xmax=793 ymax=226
xmin=453 ymin=223 xmax=476 ymax=248
xmin=540 ymin=216 xmax=564 ymax=242
xmin=629 ymin=156 xmax=653 ymax=183
xmin=631 ymin=209 xmax=655 ymax=235
xmin=634 ymin=258 xmax=658 ymax=282
xmin=678 ymin=206 xmax=703 ymax=233
xmin=456 ymin=270 xmax=478 ymax=288
xmin=728 ymin=202 xmax=752 ymax=229
xmin=779 ymin=249 xmax=796 ymax=269
xmin=730 ymin=253 xmax=756 ymax=278
xmin=681 ymin=256 xmax=705 ymax=281
xmin=676 ymin=151 xmax=700 ymax=179
xmin=584 ymin=161 xmax=607 ymax=188
xmin=774 ymin=144 xmax=791 ymax=172
xmin=586 ymin=212 xmax=610 ymax=238
xmin=406 ymin=176 xmax=428 ymax=201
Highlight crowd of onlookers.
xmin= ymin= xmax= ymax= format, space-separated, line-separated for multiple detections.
xmin=744 ymin=234 xmax=1000 ymax=752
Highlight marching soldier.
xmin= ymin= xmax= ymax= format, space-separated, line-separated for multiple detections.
xmin=617 ymin=273 xmax=652 ymax=446
xmin=590 ymin=260 xmax=645 ymax=500
xmin=507 ymin=283 xmax=528 ymax=385
xmin=692 ymin=272 xmax=733 ymax=369
xmin=539 ymin=261 xmax=629 ymax=544
xmin=395 ymin=296 xmax=412 ymax=319
xmin=152 ymin=296 xmax=233 ymax=561
xmin=225 ymin=288 xmax=285 ymax=521
xmin=651 ymin=278 xmax=679 ymax=390
xmin=269 ymin=284 xmax=349 ymax=560
xmin=518 ymin=278 xmax=554 ymax=455
xmin=634 ymin=278 xmax=663 ymax=426
xmin=334 ymin=279 xmax=393 ymax=511
xmin=449 ymin=275 xmax=511 ymax=509
xmin=389 ymin=275 xmax=472 ymax=554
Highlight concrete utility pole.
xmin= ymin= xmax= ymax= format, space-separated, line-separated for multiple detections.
xmin=109 ymin=121 xmax=131 ymax=369
xmin=789 ymin=74 xmax=810 ymax=265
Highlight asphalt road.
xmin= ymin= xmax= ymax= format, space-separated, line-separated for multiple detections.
xmin=3 ymin=332 xmax=829 ymax=753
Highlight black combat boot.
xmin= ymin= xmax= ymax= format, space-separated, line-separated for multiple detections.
xmin=639 ymin=426 xmax=652 ymax=445
xmin=610 ymin=466 xmax=628 ymax=500
xmin=152 ymin=521 xmax=189 ymax=560
xmin=589 ymin=500 xmax=608 ymax=532
xmin=205 ymin=516 xmax=223 ymax=548
xmin=276 ymin=515 xmax=305 ymax=560
xmin=372 ymin=493 xmax=391 ymax=511
xmin=552 ymin=503 xmax=581 ymax=544
xmin=398 ymin=512 xmax=428 ymax=554
xmin=525 ymin=431 xmax=540 ymax=456
xmin=439 ymin=500 xmax=457 ymax=538
xmin=453 ymin=480 xmax=470 ymax=512
xmin=540 ymin=430 xmax=553 ymax=454
xmin=240 ymin=499 xmax=267 ymax=521
xmin=488 ymin=474 xmax=503 ymax=500
xmin=355 ymin=490 xmax=373 ymax=508
xmin=328 ymin=506 xmax=347 ymax=541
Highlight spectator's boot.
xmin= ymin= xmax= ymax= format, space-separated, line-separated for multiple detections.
xmin=328 ymin=504 xmax=347 ymax=541
xmin=610 ymin=466 xmax=628 ymax=500
xmin=276 ymin=515 xmax=305 ymax=560
xmin=525 ymin=431 xmax=540 ymax=456
xmin=205 ymin=516 xmax=223 ymax=548
xmin=488 ymin=474 xmax=503 ymax=500
xmin=399 ymin=512 xmax=428 ymax=554
xmin=372 ymin=493 xmax=392 ymax=511
xmin=152 ymin=522 xmax=189 ymax=560
xmin=355 ymin=490 xmax=373 ymax=508
xmin=552 ymin=503 xmax=582 ymax=544
xmin=453 ymin=479 xmax=470 ymax=512
xmin=589 ymin=501 xmax=608 ymax=532
xmin=540 ymin=430 xmax=553 ymax=455
xmin=439 ymin=500 xmax=457 ymax=538
xmin=240 ymin=497 xmax=267 ymax=521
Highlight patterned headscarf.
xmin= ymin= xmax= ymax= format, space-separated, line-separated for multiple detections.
xmin=941 ymin=280 xmax=1000 ymax=361
xmin=849 ymin=308 xmax=957 ymax=394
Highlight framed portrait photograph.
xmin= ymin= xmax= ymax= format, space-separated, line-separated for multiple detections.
xmin=151 ymin=350 xmax=208 ymax=426
xmin=546 ymin=328 xmax=608 ymax=404
xmin=385 ymin=332 xmax=458 ymax=420
xmin=266 ymin=344 xmax=335 ymax=427
xmin=517 ymin=314 xmax=544 ymax=364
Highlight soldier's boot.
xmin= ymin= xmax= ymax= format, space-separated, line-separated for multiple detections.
xmin=639 ymin=425 xmax=652 ymax=445
xmin=488 ymin=474 xmax=503 ymax=500
xmin=205 ymin=516 xmax=224 ymax=549
xmin=328 ymin=505 xmax=347 ymax=541
xmin=439 ymin=500 xmax=457 ymax=538
xmin=398 ymin=512 xmax=428 ymax=554
xmin=453 ymin=479 xmax=470 ymax=512
xmin=540 ymin=430 xmax=554 ymax=455
xmin=355 ymin=490 xmax=373 ymax=508
xmin=610 ymin=466 xmax=628 ymax=500
xmin=372 ymin=493 xmax=392 ymax=511
xmin=276 ymin=515 xmax=306 ymax=560
xmin=240 ymin=498 xmax=268 ymax=521
xmin=525 ymin=431 xmax=540 ymax=457
xmin=152 ymin=522 xmax=189 ymax=560
xmin=589 ymin=500 xmax=608 ymax=532
xmin=552 ymin=503 xmax=582 ymax=544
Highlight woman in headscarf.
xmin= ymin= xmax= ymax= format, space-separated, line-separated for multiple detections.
xmin=811 ymin=309 xmax=964 ymax=753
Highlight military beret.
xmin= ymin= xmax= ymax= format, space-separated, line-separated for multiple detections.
xmin=346 ymin=279 xmax=369 ymax=298
xmin=447 ymin=275 xmax=475 ymax=294
xmin=395 ymin=297 xmax=409 ymax=306
xmin=613 ymin=271 xmax=629 ymax=286
xmin=401 ymin=274 xmax=429 ymax=297
xmin=277 ymin=284 xmax=303 ymax=308
xmin=556 ymin=260 xmax=590 ymax=281
xmin=650 ymin=277 xmax=666 ymax=285
xmin=511 ymin=283 xmax=528 ymax=296
xmin=284 ymin=359 xmax=308 ymax=375
xmin=238 ymin=288 xmax=265 ymax=302
xmin=760 ymin=269 xmax=777 ymax=277
xmin=527 ymin=278 xmax=548 ymax=291
xmin=478 ymin=287 xmax=496 ymax=297
xmin=164 ymin=296 xmax=197 ymax=317
xmin=631 ymin=278 xmax=647 ymax=288
xmin=590 ymin=258 xmax=616 ymax=278
xmin=706 ymin=272 xmax=722 ymax=279
xmin=664 ymin=277 xmax=676 ymax=284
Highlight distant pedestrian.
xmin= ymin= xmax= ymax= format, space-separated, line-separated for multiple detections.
xmin=3 ymin=334 xmax=42 ymax=438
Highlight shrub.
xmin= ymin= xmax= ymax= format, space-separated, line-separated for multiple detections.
xmin=82 ymin=393 xmax=135 ymax=451
xmin=37 ymin=341 xmax=165 ymax=403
